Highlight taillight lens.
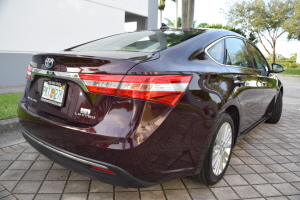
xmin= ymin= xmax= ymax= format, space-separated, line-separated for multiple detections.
xmin=26 ymin=65 xmax=33 ymax=80
xmin=80 ymin=74 xmax=192 ymax=107
xmin=79 ymin=74 xmax=124 ymax=95
xmin=117 ymin=75 xmax=192 ymax=106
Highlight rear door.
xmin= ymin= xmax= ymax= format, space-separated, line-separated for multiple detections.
xmin=224 ymin=37 xmax=265 ymax=133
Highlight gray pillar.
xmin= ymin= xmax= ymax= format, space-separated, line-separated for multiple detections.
xmin=146 ymin=0 xmax=158 ymax=29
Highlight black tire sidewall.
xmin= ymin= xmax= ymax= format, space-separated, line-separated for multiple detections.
xmin=206 ymin=113 xmax=235 ymax=184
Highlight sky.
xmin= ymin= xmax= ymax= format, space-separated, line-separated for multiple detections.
xmin=126 ymin=0 xmax=299 ymax=58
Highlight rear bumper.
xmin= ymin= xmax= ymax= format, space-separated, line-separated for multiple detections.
xmin=20 ymin=125 xmax=158 ymax=188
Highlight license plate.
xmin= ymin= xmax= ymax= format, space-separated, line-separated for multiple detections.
xmin=41 ymin=81 xmax=67 ymax=107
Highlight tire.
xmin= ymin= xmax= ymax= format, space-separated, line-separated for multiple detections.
xmin=266 ymin=92 xmax=282 ymax=124
xmin=191 ymin=113 xmax=234 ymax=185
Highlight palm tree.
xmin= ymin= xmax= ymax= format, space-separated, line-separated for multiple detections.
xmin=164 ymin=17 xmax=182 ymax=28
xmin=187 ymin=0 xmax=195 ymax=29
xmin=158 ymin=0 xmax=166 ymax=27
xmin=182 ymin=0 xmax=195 ymax=30
xmin=182 ymin=0 xmax=188 ymax=30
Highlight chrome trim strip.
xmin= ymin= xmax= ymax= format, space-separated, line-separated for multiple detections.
xmin=23 ymin=129 xmax=108 ymax=169
xmin=31 ymin=68 xmax=88 ymax=92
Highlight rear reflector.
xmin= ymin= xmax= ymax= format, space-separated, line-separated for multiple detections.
xmin=26 ymin=65 xmax=33 ymax=80
xmin=80 ymin=74 xmax=192 ymax=107
xmin=90 ymin=165 xmax=116 ymax=175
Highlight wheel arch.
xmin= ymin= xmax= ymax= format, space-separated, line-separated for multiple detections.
xmin=224 ymin=105 xmax=240 ymax=145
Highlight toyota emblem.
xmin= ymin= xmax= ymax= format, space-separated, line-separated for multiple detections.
xmin=45 ymin=58 xmax=54 ymax=68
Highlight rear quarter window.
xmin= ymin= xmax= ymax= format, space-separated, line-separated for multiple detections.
xmin=207 ymin=40 xmax=225 ymax=64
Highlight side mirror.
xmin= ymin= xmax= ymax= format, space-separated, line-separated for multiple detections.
xmin=271 ymin=63 xmax=285 ymax=73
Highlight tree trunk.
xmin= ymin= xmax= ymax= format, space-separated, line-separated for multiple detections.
xmin=187 ymin=0 xmax=195 ymax=29
xmin=182 ymin=0 xmax=189 ymax=31
xmin=175 ymin=0 xmax=178 ymax=29
xmin=272 ymin=44 xmax=276 ymax=64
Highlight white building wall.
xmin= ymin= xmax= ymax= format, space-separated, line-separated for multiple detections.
xmin=88 ymin=0 xmax=148 ymax=17
xmin=0 ymin=0 xmax=151 ymax=52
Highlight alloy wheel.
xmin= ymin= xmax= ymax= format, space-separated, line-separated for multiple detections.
xmin=212 ymin=122 xmax=232 ymax=176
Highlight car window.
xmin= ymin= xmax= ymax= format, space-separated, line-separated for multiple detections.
xmin=207 ymin=40 xmax=225 ymax=64
xmin=246 ymin=42 xmax=269 ymax=71
xmin=69 ymin=30 xmax=207 ymax=53
xmin=225 ymin=38 xmax=253 ymax=68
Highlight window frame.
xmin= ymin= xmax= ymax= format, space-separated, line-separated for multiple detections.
xmin=205 ymin=36 xmax=259 ymax=70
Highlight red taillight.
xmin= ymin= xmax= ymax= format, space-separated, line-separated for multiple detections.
xmin=117 ymin=75 xmax=192 ymax=106
xmin=90 ymin=165 xmax=116 ymax=175
xmin=80 ymin=74 xmax=192 ymax=107
xmin=26 ymin=65 xmax=33 ymax=80
xmin=79 ymin=74 xmax=124 ymax=95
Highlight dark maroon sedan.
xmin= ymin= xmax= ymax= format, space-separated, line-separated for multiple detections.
xmin=18 ymin=29 xmax=284 ymax=188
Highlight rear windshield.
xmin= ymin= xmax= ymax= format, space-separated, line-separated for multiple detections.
xmin=69 ymin=30 xmax=206 ymax=53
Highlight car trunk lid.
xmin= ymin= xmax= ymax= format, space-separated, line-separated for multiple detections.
xmin=25 ymin=51 xmax=157 ymax=126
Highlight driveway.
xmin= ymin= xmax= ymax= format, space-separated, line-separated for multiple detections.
xmin=0 ymin=74 xmax=300 ymax=200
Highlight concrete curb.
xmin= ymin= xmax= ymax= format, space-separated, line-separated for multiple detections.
xmin=0 ymin=118 xmax=25 ymax=148
xmin=0 ymin=118 xmax=19 ymax=133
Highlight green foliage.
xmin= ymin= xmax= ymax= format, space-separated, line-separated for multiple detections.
xmin=198 ymin=23 xmax=208 ymax=27
xmin=164 ymin=17 xmax=182 ymax=28
xmin=164 ymin=17 xmax=197 ymax=28
xmin=0 ymin=93 xmax=23 ymax=120
xmin=165 ymin=30 xmax=206 ymax=47
xmin=275 ymin=53 xmax=285 ymax=60
xmin=267 ymin=59 xmax=299 ymax=68
xmin=196 ymin=23 xmax=257 ymax=44
xmin=281 ymin=68 xmax=300 ymax=75
xmin=197 ymin=23 xmax=225 ymax=29
xmin=225 ymin=0 xmax=293 ymax=32
xmin=224 ymin=0 xmax=295 ymax=63
xmin=284 ymin=0 xmax=300 ymax=40
xmin=158 ymin=0 xmax=166 ymax=10
xmin=289 ymin=52 xmax=297 ymax=60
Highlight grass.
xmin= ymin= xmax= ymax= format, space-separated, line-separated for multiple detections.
xmin=0 ymin=92 xmax=23 ymax=120
xmin=281 ymin=68 xmax=300 ymax=75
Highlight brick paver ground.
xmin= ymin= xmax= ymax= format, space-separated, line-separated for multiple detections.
xmin=1 ymin=108 xmax=299 ymax=200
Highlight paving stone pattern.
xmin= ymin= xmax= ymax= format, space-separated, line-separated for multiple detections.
xmin=0 ymin=108 xmax=300 ymax=200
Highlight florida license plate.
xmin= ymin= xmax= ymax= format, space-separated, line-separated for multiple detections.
xmin=41 ymin=81 xmax=67 ymax=107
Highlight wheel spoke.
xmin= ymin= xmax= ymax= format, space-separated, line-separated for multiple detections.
xmin=222 ymin=153 xmax=227 ymax=168
xmin=224 ymin=129 xmax=232 ymax=143
xmin=223 ymin=123 xmax=229 ymax=140
xmin=214 ymin=155 xmax=221 ymax=174
xmin=223 ymin=140 xmax=232 ymax=148
xmin=219 ymin=152 xmax=225 ymax=172
xmin=212 ymin=151 xmax=219 ymax=167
